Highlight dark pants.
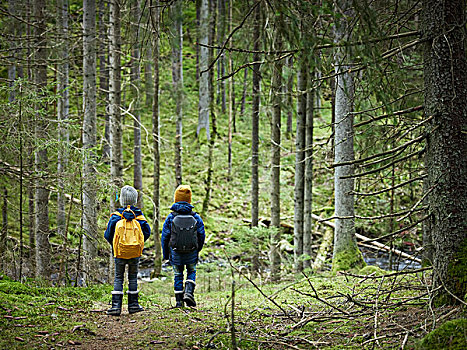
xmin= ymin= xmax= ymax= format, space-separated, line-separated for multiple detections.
xmin=172 ymin=263 xmax=196 ymax=293
xmin=113 ymin=257 xmax=140 ymax=292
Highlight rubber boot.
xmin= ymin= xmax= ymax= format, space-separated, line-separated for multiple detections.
xmin=107 ymin=291 xmax=123 ymax=316
xmin=128 ymin=291 xmax=144 ymax=314
xmin=175 ymin=293 xmax=184 ymax=308
xmin=183 ymin=280 xmax=196 ymax=307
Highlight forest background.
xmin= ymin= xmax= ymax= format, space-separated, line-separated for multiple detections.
xmin=0 ymin=0 xmax=466 ymax=348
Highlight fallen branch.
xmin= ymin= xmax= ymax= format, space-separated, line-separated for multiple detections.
xmin=311 ymin=214 xmax=422 ymax=264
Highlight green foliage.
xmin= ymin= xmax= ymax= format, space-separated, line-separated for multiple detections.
xmin=417 ymin=319 xmax=467 ymax=350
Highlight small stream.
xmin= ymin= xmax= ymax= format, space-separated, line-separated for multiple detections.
xmin=136 ymin=248 xmax=422 ymax=281
xmin=361 ymin=247 xmax=422 ymax=271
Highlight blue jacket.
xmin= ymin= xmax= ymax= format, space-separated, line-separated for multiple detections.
xmin=161 ymin=202 xmax=205 ymax=265
xmin=104 ymin=206 xmax=151 ymax=246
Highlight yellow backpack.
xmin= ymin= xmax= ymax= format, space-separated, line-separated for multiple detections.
xmin=112 ymin=206 xmax=145 ymax=259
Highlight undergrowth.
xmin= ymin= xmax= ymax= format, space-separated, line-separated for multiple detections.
xmin=2 ymin=266 xmax=465 ymax=349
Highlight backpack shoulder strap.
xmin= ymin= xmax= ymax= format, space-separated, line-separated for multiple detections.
xmin=112 ymin=211 xmax=123 ymax=218
xmin=135 ymin=215 xmax=146 ymax=221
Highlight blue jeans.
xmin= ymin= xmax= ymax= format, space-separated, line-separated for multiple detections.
xmin=172 ymin=263 xmax=196 ymax=293
xmin=113 ymin=257 xmax=140 ymax=292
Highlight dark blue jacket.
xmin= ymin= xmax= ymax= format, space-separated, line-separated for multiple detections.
xmin=104 ymin=206 xmax=151 ymax=245
xmin=161 ymin=202 xmax=205 ymax=265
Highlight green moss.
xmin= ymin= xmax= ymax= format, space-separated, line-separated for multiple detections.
xmin=331 ymin=246 xmax=366 ymax=274
xmin=358 ymin=265 xmax=385 ymax=276
xmin=417 ymin=319 xmax=467 ymax=350
xmin=446 ymin=239 xmax=467 ymax=302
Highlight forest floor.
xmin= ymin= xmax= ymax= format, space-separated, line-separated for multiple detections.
xmin=1 ymin=267 xmax=466 ymax=350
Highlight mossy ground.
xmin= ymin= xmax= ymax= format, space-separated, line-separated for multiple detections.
xmin=417 ymin=318 xmax=467 ymax=350
xmin=2 ymin=267 xmax=465 ymax=349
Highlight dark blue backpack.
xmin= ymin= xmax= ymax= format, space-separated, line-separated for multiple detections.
xmin=169 ymin=212 xmax=198 ymax=254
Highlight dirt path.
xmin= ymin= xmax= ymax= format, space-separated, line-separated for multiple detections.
xmin=77 ymin=301 xmax=220 ymax=350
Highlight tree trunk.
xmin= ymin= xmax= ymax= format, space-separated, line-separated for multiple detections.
xmin=293 ymin=59 xmax=306 ymax=273
xmin=422 ymin=0 xmax=467 ymax=303
xmin=422 ymin=177 xmax=433 ymax=265
xmin=227 ymin=0 xmax=233 ymax=179
xmin=250 ymin=3 xmax=261 ymax=272
xmin=201 ymin=0 xmax=217 ymax=215
xmin=216 ymin=0 xmax=226 ymax=114
xmin=144 ymin=48 xmax=154 ymax=108
xmin=171 ymin=0 xmax=183 ymax=187
xmin=286 ymin=56 xmax=294 ymax=137
xmin=57 ymin=0 xmax=70 ymax=262
xmin=150 ymin=0 xmax=162 ymax=277
xmin=197 ymin=0 xmax=210 ymax=140
xmin=109 ymin=0 xmax=123 ymax=199
xmin=303 ymin=73 xmax=314 ymax=270
xmin=331 ymin=0 xmax=364 ymax=273
xmin=82 ymin=0 xmax=98 ymax=284
xmin=0 ymin=185 xmax=7 ymax=273
xmin=8 ymin=0 xmax=18 ymax=102
xmin=28 ymin=173 xmax=35 ymax=272
xmin=240 ymin=66 xmax=247 ymax=119
xmin=34 ymin=0 xmax=51 ymax=279
xmin=108 ymin=0 xmax=122 ymax=282
xmin=131 ymin=0 xmax=143 ymax=208
xmin=270 ymin=15 xmax=283 ymax=281
xmin=98 ymin=0 xmax=110 ymax=161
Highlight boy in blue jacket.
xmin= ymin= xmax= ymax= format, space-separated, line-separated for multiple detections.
xmin=161 ymin=185 xmax=205 ymax=307
xmin=104 ymin=185 xmax=151 ymax=316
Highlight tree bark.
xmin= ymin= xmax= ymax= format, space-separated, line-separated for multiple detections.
xmin=108 ymin=0 xmax=122 ymax=282
xmin=331 ymin=0 xmax=364 ymax=273
xmin=217 ymin=0 xmax=226 ymax=114
xmin=250 ymin=3 xmax=261 ymax=272
xmin=150 ymin=0 xmax=162 ymax=277
xmin=131 ymin=0 xmax=143 ymax=208
xmin=28 ymin=173 xmax=35 ymax=271
xmin=250 ymin=7 xmax=260 ymax=228
xmin=57 ymin=0 xmax=70 ymax=263
xmin=422 ymin=0 xmax=467 ymax=303
xmin=286 ymin=56 xmax=294 ymax=137
xmin=0 ymin=186 xmax=7 ymax=273
xmin=109 ymin=0 xmax=123 ymax=201
xmin=197 ymin=0 xmax=210 ymax=140
xmin=171 ymin=0 xmax=183 ymax=187
xmin=82 ymin=0 xmax=98 ymax=284
xmin=201 ymin=0 xmax=217 ymax=215
xmin=98 ymin=0 xmax=110 ymax=161
xmin=303 ymin=66 xmax=314 ymax=270
xmin=270 ymin=14 xmax=283 ymax=281
xmin=293 ymin=59 xmax=306 ymax=273
xmin=227 ymin=0 xmax=233 ymax=179
xmin=240 ymin=65 xmax=248 ymax=119
xmin=34 ymin=0 xmax=51 ymax=279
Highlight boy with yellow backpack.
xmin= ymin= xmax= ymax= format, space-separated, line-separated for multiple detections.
xmin=104 ymin=185 xmax=151 ymax=316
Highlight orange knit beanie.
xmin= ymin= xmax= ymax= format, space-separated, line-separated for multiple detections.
xmin=174 ymin=185 xmax=192 ymax=203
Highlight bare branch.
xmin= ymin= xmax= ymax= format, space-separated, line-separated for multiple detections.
xmin=354 ymin=105 xmax=423 ymax=128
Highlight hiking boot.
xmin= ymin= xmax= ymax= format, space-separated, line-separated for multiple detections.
xmin=175 ymin=293 xmax=184 ymax=308
xmin=128 ymin=291 xmax=144 ymax=314
xmin=183 ymin=280 xmax=196 ymax=307
xmin=107 ymin=291 xmax=123 ymax=316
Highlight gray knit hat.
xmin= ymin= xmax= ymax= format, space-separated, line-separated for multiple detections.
xmin=120 ymin=185 xmax=138 ymax=207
